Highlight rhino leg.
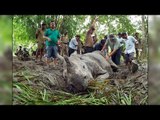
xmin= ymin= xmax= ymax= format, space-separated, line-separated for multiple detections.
xmin=94 ymin=64 xmax=110 ymax=81
xmin=95 ymin=72 xmax=110 ymax=81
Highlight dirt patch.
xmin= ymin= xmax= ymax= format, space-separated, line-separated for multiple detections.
xmin=13 ymin=56 xmax=148 ymax=105
xmin=13 ymin=57 xmax=67 ymax=90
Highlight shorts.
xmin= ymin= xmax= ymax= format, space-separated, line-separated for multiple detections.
xmin=125 ymin=52 xmax=134 ymax=63
xmin=38 ymin=42 xmax=45 ymax=49
xmin=46 ymin=46 xmax=58 ymax=59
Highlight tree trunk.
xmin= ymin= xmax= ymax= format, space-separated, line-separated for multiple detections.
xmin=141 ymin=15 xmax=148 ymax=58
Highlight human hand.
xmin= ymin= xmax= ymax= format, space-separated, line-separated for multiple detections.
xmin=106 ymin=56 xmax=109 ymax=61
xmin=101 ymin=49 xmax=103 ymax=53
xmin=106 ymin=54 xmax=111 ymax=61
xmin=48 ymin=38 xmax=51 ymax=41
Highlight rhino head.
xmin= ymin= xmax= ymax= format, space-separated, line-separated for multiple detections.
xmin=62 ymin=55 xmax=93 ymax=93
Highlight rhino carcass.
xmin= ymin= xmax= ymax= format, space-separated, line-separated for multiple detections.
xmin=60 ymin=51 xmax=118 ymax=93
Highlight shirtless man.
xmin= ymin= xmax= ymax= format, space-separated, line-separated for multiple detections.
xmin=84 ymin=17 xmax=98 ymax=53
xmin=61 ymin=32 xmax=69 ymax=56
xmin=134 ymin=32 xmax=142 ymax=61
xmin=35 ymin=23 xmax=47 ymax=62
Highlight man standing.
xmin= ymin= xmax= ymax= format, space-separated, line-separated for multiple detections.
xmin=35 ymin=23 xmax=47 ymax=62
xmin=101 ymin=34 xmax=121 ymax=65
xmin=121 ymin=32 xmax=138 ymax=71
xmin=77 ymin=39 xmax=84 ymax=54
xmin=84 ymin=17 xmax=98 ymax=53
xmin=44 ymin=21 xmax=60 ymax=66
xmin=61 ymin=32 xmax=69 ymax=56
xmin=117 ymin=32 xmax=126 ymax=63
xmin=68 ymin=35 xmax=80 ymax=56
xmin=134 ymin=32 xmax=142 ymax=61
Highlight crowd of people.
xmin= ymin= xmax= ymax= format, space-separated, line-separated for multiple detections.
xmin=35 ymin=20 xmax=142 ymax=71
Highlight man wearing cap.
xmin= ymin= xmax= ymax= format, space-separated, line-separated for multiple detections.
xmin=68 ymin=35 xmax=80 ymax=56
xmin=101 ymin=34 xmax=121 ymax=65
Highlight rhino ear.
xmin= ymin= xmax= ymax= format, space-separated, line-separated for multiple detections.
xmin=64 ymin=55 xmax=74 ymax=73
xmin=64 ymin=55 xmax=71 ymax=67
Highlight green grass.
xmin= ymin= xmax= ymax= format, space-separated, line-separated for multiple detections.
xmin=13 ymin=68 xmax=148 ymax=105
xmin=13 ymin=81 xmax=148 ymax=105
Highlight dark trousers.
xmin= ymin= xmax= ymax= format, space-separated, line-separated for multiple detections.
xmin=84 ymin=46 xmax=94 ymax=53
xmin=120 ymin=46 xmax=125 ymax=61
xmin=68 ymin=47 xmax=76 ymax=57
xmin=135 ymin=48 xmax=139 ymax=59
xmin=111 ymin=48 xmax=121 ymax=65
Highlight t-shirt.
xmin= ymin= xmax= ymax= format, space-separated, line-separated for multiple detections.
xmin=44 ymin=28 xmax=60 ymax=46
xmin=117 ymin=37 xmax=125 ymax=47
xmin=105 ymin=37 xmax=120 ymax=51
xmin=69 ymin=37 xmax=78 ymax=50
xmin=94 ymin=39 xmax=106 ymax=51
xmin=122 ymin=36 xmax=138 ymax=54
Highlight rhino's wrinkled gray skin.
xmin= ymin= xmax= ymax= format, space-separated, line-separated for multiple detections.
xmin=60 ymin=51 xmax=118 ymax=93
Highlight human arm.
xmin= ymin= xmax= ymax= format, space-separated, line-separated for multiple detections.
xmin=132 ymin=36 xmax=138 ymax=44
xmin=35 ymin=28 xmax=40 ymax=39
xmin=109 ymin=39 xmax=120 ymax=57
xmin=87 ymin=16 xmax=98 ymax=35
xmin=101 ymin=40 xmax=108 ymax=52
xmin=73 ymin=39 xmax=78 ymax=47
xmin=90 ymin=16 xmax=98 ymax=29
xmin=43 ymin=29 xmax=51 ymax=41
xmin=93 ymin=34 xmax=98 ymax=44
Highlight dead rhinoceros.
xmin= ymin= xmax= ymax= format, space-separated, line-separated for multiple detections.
xmin=60 ymin=51 xmax=118 ymax=93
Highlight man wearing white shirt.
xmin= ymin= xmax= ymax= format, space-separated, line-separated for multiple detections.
xmin=121 ymin=32 xmax=138 ymax=70
xmin=68 ymin=35 xmax=80 ymax=56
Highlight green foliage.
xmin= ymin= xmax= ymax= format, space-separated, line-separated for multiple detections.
xmin=13 ymin=15 xmax=141 ymax=50
xmin=0 ymin=16 xmax=12 ymax=104
xmin=13 ymin=69 xmax=147 ymax=105
xmin=13 ymin=81 xmax=147 ymax=105
xmin=12 ymin=15 xmax=148 ymax=105
xmin=0 ymin=15 xmax=12 ymax=55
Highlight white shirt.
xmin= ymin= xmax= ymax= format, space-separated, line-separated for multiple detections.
xmin=123 ymin=36 xmax=138 ymax=54
xmin=69 ymin=37 xmax=78 ymax=50
xmin=117 ymin=37 xmax=124 ymax=47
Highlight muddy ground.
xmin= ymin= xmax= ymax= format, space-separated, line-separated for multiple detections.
xmin=13 ymin=56 xmax=148 ymax=105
